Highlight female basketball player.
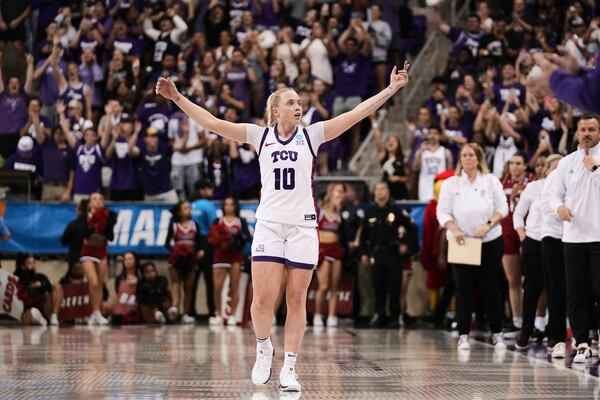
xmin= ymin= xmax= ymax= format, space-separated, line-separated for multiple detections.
xmin=314 ymin=183 xmax=346 ymax=328
xmin=208 ymin=196 xmax=250 ymax=326
xmin=80 ymin=192 xmax=117 ymax=325
xmin=155 ymin=61 xmax=409 ymax=392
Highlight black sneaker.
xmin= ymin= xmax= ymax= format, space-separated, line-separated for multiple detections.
xmin=503 ymin=324 xmax=520 ymax=339
xmin=402 ymin=313 xmax=417 ymax=329
xmin=387 ymin=320 xmax=400 ymax=329
xmin=368 ymin=314 xmax=385 ymax=328
xmin=515 ymin=332 xmax=529 ymax=350
xmin=532 ymin=328 xmax=546 ymax=343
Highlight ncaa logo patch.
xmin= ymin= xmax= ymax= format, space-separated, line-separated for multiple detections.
xmin=295 ymin=133 xmax=304 ymax=145
xmin=255 ymin=244 xmax=265 ymax=253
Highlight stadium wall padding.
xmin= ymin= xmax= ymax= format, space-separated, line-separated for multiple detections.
xmin=0 ymin=202 xmax=426 ymax=255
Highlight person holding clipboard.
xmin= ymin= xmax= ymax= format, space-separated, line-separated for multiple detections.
xmin=436 ymin=143 xmax=509 ymax=351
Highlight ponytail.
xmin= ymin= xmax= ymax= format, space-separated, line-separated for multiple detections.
xmin=264 ymin=87 xmax=293 ymax=127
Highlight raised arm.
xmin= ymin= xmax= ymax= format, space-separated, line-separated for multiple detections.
xmin=24 ymin=53 xmax=34 ymax=95
xmin=128 ymin=122 xmax=141 ymax=157
xmin=50 ymin=43 xmax=68 ymax=93
xmin=156 ymin=78 xmax=248 ymax=142
xmin=431 ymin=7 xmax=451 ymax=35
xmin=370 ymin=115 xmax=385 ymax=159
xmin=57 ymin=100 xmax=77 ymax=148
xmin=143 ymin=17 xmax=161 ymax=41
xmin=33 ymin=56 xmax=51 ymax=81
xmin=323 ymin=62 xmax=409 ymax=141
xmin=84 ymin=85 xmax=93 ymax=121
xmin=170 ymin=14 xmax=188 ymax=44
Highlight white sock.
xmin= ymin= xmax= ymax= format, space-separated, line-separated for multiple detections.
xmin=534 ymin=316 xmax=546 ymax=332
xmin=283 ymin=352 xmax=297 ymax=370
xmin=256 ymin=337 xmax=273 ymax=353
xmin=513 ymin=316 xmax=523 ymax=329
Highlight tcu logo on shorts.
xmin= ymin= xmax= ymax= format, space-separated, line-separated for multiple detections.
xmin=271 ymin=150 xmax=298 ymax=163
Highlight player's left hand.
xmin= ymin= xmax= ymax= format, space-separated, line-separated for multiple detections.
xmin=389 ymin=61 xmax=410 ymax=92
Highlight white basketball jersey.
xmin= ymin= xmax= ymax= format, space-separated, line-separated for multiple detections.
xmin=418 ymin=146 xmax=447 ymax=201
xmin=246 ymin=122 xmax=325 ymax=227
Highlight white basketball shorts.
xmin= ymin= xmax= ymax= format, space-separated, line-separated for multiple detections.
xmin=251 ymin=219 xmax=319 ymax=270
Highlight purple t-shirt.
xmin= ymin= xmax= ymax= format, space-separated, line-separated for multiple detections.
xmin=136 ymin=102 xmax=172 ymax=144
xmin=41 ymin=140 xmax=73 ymax=182
xmin=423 ymin=96 xmax=454 ymax=120
xmin=231 ymin=144 xmax=260 ymax=194
xmin=254 ymin=0 xmax=279 ymax=27
xmin=493 ymin=82 xmax=526 ymax=113
xmin=444 ymin=123 xmax=466 ymax=164
xmin=333 ymin=53 xmax=371 ymax=98
xmin=79 ymin=63 xmax=104 ymax=107
xmin=226 ymin=66 xmax=252 ymax=108
xmin=113 ymin=35 xmax=144 ymax=57
xmin=448 ymin=27 xmax=484 ymax=57
xmin=36 ymin=59 xmax=67 ymax=106
xmin=109 ymin=136 xmax=139 ymax=191
xmin=0 ymin=91 xmax=27 ymax=134
xmin=228 ymin=0 xmax=250 ymax=22
xmin=456 ymin=93 xmax=484 ymax=138
xmin=140 ymin=143 xmax=173 ymax=195
xmin=73 ymin=143 xmax=104 ymax=195
xmin=3 ymin=151 xmax=43 ymax=176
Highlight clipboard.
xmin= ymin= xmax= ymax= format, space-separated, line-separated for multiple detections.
xmin=448 ymin=237 xmax=482 ymax=266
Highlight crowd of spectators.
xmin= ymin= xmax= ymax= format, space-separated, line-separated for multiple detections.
xmin=396 ymin=0 xmax=600 ymax=202
xmin=0 ymin=0 xmax=426 ymax=203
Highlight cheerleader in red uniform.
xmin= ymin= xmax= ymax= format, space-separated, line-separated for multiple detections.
xmin=500 ymin=152 xmax=536 ymax=333
xmin=165 ymin=201 xmax=204 ymax=324
xmin=314 ymin=183 xmax=346 ymax=328
xmin=80 ymin=192 xmax=117 ymax=325
xmin=207 ymin=197 xmax=250 ymax=326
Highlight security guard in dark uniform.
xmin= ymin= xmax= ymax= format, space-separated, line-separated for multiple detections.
xmin=360 ymin=182 xmax=419 ymax=328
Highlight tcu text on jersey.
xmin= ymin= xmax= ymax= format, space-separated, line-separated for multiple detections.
xmin=271 ymin=150 xmax=298 ymax=163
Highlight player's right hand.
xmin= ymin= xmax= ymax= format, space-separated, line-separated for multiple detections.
xmin=155 ymin=77 xmax=180 ymax=101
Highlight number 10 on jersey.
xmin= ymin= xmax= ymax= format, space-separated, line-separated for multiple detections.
xmin=274 ymin=168 xmax=295 ymax=190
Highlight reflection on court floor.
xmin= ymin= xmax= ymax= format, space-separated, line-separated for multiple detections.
xmin=0 ymin=325 xmax=597 ymax=399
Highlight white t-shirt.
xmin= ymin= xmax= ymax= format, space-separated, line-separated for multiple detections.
xmin=245 ymin=122 xmax=326 ymax=227
xmin=276 ymin=42 xmax=300 ymax=81
xmin=493 ymin=134 xmax=517 ymax=177
xmin=169 ymin=118 xmax=204 ymax=167
xmin=300 ymin=38 xmax=333 ymax=84
xmin=369 ymin=20 xmax=392 ymax=63
xmin=418 ymin=146 xmax=447 ymax=202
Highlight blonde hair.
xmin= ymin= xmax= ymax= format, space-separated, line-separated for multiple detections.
xmin=455 ymin=143 xmax=489 ymax=175
xmin=322 ymin=182 xmax=346 ymax=211
xmin=545 ymin=154 xmax=563 ymax=170
xmin=265 ymin=87 xmax=294 ymax=127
